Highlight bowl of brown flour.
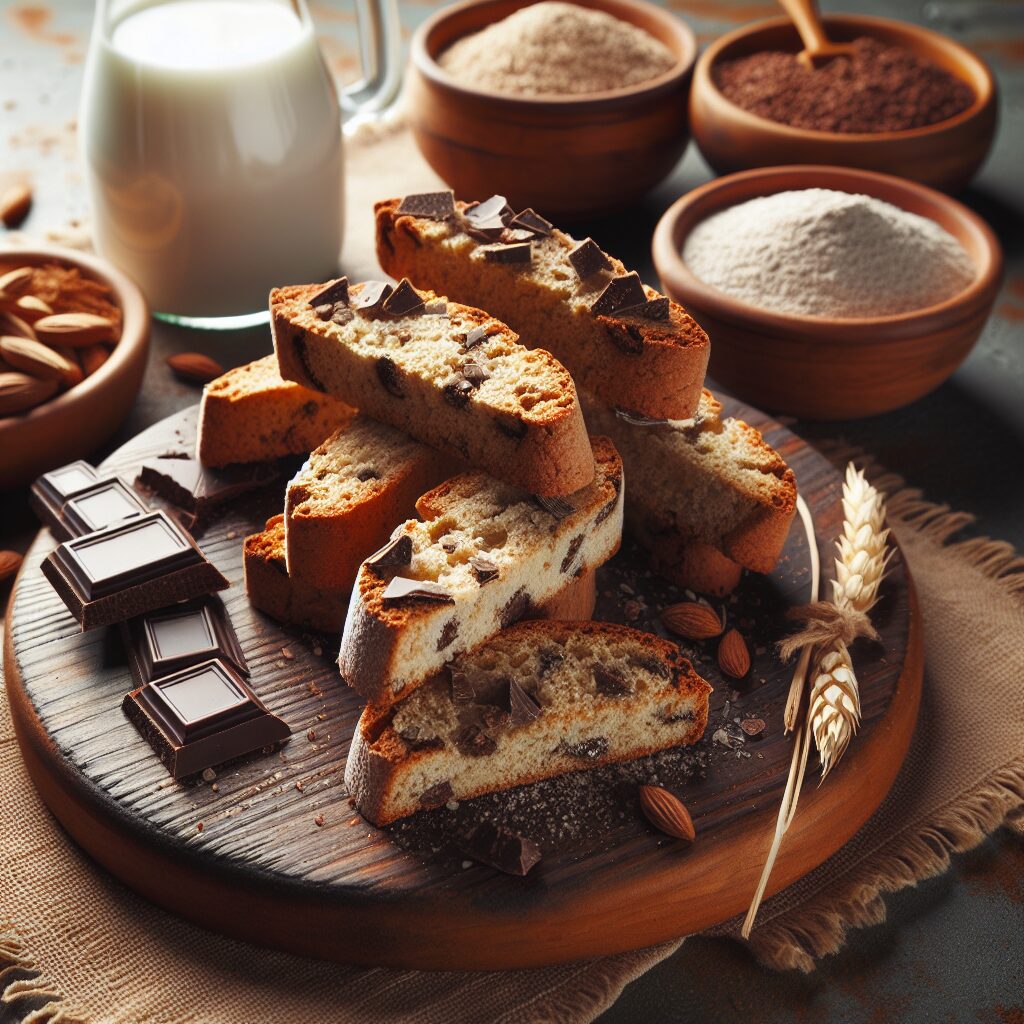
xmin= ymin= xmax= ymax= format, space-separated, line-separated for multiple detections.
xmin=406 ymin=0 xmax=698 ymax=219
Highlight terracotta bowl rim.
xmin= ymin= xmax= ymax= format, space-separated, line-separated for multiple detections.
xmin=0 ymin=241 xmax=150 ymax=437
xmin=651 ymin=165 xmax=1004 ymax=338
xmin=411 ymin=0 xmax=698 ymax=111
xmin=694 ymin=13 xmax=996 ymax=144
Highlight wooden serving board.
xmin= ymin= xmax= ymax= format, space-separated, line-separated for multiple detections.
xmin=4 ymin=401 xmax=923 ymax=970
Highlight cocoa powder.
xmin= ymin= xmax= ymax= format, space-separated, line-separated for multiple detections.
xmin=714 ymin=36 xmax=975 ymax=133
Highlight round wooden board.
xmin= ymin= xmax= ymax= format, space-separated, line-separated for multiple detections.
xmin=4 ymin=401 xmax=923 ymax=970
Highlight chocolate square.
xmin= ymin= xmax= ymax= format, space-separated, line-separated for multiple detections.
xmin=30 ymin=460 xmax=101 ymax=538
xmin=382 ymin=279 xmax=427 ymax=318
xmin=308 ymin=277 xmax=350 ymax=310
xmin=479 ymin=242 xmax=532 ymax=265
xmin=569 ymin=239 xmax=612 ymax=281
xmin=397 ymin=191 xmax=455 ymax=220
xmin=351 ymin=280 xmax=394 ymax=314
xmin=509 ymin=208 xmax=553 ymax=237
xmin=592 ymin=272 xmax=647 ymax=317
xmin=60 ymin=477 xmax=150 ymax=538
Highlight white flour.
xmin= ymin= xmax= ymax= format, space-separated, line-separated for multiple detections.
xmin=681 ymin=188 xmax=976 ymax=318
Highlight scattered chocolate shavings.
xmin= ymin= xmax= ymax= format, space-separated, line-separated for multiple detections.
xmin=535 ymin=494 xmax=575 ymax=519
xmin=382 ymin=278 xmax=426 ymax=317
xmin=382 ymin=577 xmax=454 ymax=604
xmin=352 ymin=280 xmax=393 ymax=312
xmin=592 ymin=272 xmax=647 ymax=317
xmin=594 ymin=666 xmax=631 ymax=698
xmin=618 ymin=296 xmax=670 ymax=321
xmin=309 ymin=277 xmax=349 ymax=309
xmin=470 ymin=554 xmax=499 ymax=584
xmin=397 ymin=191 xmax=455 ymax=220
xmin=509 ymin=208 xmax=553 ymax=236
xmin=479 ymin=241 xmax=532 ymax=264
xmin=614 ymin=407 xmax=668 ymax=427
xmin=419 ymin=779 xmax=454 ymax=807
xmin=569 ymin=238 xmax=612 ymax=280
xmin=462 ymin=821 xmax=541 ymax=876
xmin=507 ymin=678 xmax=542 ymax=726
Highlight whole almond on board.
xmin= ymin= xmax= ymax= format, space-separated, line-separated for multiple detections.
xmin=639 ymin=785 xmax=695 ymax=842
xmin=0 ymin=184 xmax=32 ymax=228
xmin=0 ymin=549 xmax=23 ymax=583
xmin=0 ymin=371 xmax=59 ymax=415
xmin=0 ymin=336 xmax=83 ymax=387
xmin=14 ymin=295 xmax=52 ymax=322
xmin=0 ymin=310 xmax=37 ymax=341
xmin=167 ymin=351 xmax=224 ymax=384
xmin=0 ymin=267 xmax=33 ymax=301
xmin=34 ymin=313 xmax=116 ymax=347
xmin=80 ymin=344 xmax=110 ymax=377
xmin=717 ymin=628 xmax=751 ymax=679
xmin=661 ymin=601 xmax=723 ymax=640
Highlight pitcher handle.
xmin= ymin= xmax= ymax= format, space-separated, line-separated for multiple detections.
xmin=341 ymin=0 xmax=403 ymax=119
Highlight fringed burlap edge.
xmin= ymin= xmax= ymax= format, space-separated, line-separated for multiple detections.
xmin=0 ymin=927 xmax=85 ymax=1024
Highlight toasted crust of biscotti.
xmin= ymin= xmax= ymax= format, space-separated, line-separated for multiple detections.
xmin=271 ymin=280 xmax=593 ymax=497
xmin=375 ymin=196 xmax=710 ymax=420
xmin=345 ymin=619 xmax=712 ymax=825
xmin=337 ymin=436 xmax=623 ymax=708
xmin=197 ymin=355 xmax=354 ymax=468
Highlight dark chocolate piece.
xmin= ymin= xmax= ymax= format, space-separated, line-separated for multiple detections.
xmin=462 ymin=325 xmax=495 ymax=350
xmin=450 ymin=669 xmax=475 ymax=704
xmin=455 ymin=724 xmax=497 ymax=758
xmin=479 ymin=242 xmax=532 ymax=265
xmin=463 ymin=821 xmax=541 ymax=876
xmin=331 ymin=305 xmax=354 ymax=326
xmin=593 ymin=666 xmax=631 ymax=698
xmin=398 ymin=725 xmax=443 ymax=752
xmin=614 ymin=407 xmax=668 ymax=427
xmin=461 ymin=361 xmax=488 ymax=386
xmin=366 ymin=533 xmax=413 ymax=571
xmin=561 ymin=736 xmax=609 ymax=760
xmin=122 ymin=658 xmax=289 ymax=780
xmin=376 ymin=356 xmax=404 ymax=398
xmin=40 ymin=511 xmax=229 ymax=631
xmin=470 ymin=555 xmax=499 ymax=585
xmin=397 ymin=191 xmax=455 ymax=220
xmin=444 ymin=377 xmax=474 ymax=409
xmin=419 ymin=779 xmax=454 ymax=807
xmin=500 ymin=587 xmax=532 ymax=629
xmin=617 ymin=296 xmax=670 ymax=321
xmin=357 ymin=467 xmax=380 ymax=482
xmin=30 ymin=460 xmax=102 ymax=539
xmin=352 ymin=280 xmax=393 ymax=313
xmin=381 ymin=577 xmax=454 ymax=604
xmin=560 ymin=534 xmax=584 ymax=574
xmin=569 ymin=238 xmax=612 ymax=280
xmin=60 ymin=477 xmax=149 ymax=538
xmin=382 ymin=278 xmax=426 ymax=318
xmin=509 ymin=208 xmax=553 ymax=237
xmin=507 ymin=678 xmax=542 ymax=726
xmin=437 ymin=617 xmax=459 ymax=651
xmin=538 ymin=649 xmax=564 ymax=676
xmin=592 ymin=272 xmax=647 ymax=317
xmin=122 ymin=594 xmax=248 ymax=686
xmin=464 ymin=195 xmax=512 ymax=238
xmin=535 ymin=495 xmax=575 ymax=520
xmin=500 ymin=228 xmax=535 ymax=245
xmin=309 ymin=277 xmax=350 ymax=309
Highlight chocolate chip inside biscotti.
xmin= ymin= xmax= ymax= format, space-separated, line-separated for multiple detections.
xmin=500 ymin=587 xmax=532 ymax=628
xmin=397 ymin=191 xmax=455 ymax=220
xmin=383 ymin=279 xmax=426 ymax=318
xmin=357 ymin=467 xmax=380 ymax=481
xmin=444 ymin=377 xmax=474 ymax=408
xmin=436 ymin=617 xmax=459 ymax=651
xmin=479 ymin=242 xmax=532 ymax=265
xmin=456 ymin=724 xmax=497 ymax=757
xmin=538 ymin=649 xmax=564 ymax=676
xmin=461 ymin=361 xmax=488 ymax=386
xmin=470 ymin=555 xmax=499 ymax=584
xmin=593 ymin=272 xmax=647 ymax=316
xmin=382 ymin=577 xmax=454 ymax=604
xmin=309 ymin=277 xmax=350 ymax=309
xmin=593 ymin=666 xmax=631 ymax=697
xmin=398 ymin=726 xmax=443 ymax=752
xmin=462 ymin=325 xmax=496 ymax=350
xmin=376 ymin=356 xmax=404 ymax=398
xmin=569 ymin=238 xmax=612 ymax=280
xmin=419 ymin=779 xmax=454 ymax=808
xmin=366 ymin=533 xmax=412 ymax=571
xmin=561 ymin=737 xmax=609 ymax=760
xmin=560 ymin=534 xmax=584 ymax=573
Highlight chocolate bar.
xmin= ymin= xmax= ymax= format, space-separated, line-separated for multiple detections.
xmin=30 ymin=460 xmax=101 ymax=538
xmin=41 ymin=511 xmax=229 ymax=630
xmin=122 ymin=658 xmax=289 ymax=779
xmin=61 ymin=478 xmax=150 ymax=537
xmin=122 ymin=594 xmax=248 ymax=686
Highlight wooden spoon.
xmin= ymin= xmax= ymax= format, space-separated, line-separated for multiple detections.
xmin=776 ymin=0 xmax=856 ymax=68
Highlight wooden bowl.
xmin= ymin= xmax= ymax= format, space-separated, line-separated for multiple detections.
xmin=406 ymin=0 xmax=697 ymax=219
xmin=0 ymin=243 xmax=150 ymax=489
xmin=689 ymin=15 xmax=997 ymax=193
xmin=652 ymin=166 xmax=1003 ymax=420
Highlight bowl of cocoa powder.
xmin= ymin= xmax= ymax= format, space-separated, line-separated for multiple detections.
xmin=0 ymin=242 xmax=150 ymax=488
xmin=689 ymin=14 xmax=996 ymax=193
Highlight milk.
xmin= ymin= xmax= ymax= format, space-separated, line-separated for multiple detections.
xmin=81 ymin=0 xmax=343 ymax=322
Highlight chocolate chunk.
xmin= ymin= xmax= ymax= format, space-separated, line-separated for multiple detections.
xmin=444 ymin=377 xmax=474 ymax=409
xmin=309 ymin=277 xmax=350 ymax=309
xmin=500 ymin=227 xmax=535 ymax=245
xmin=480 ymin=704 xmax=511 ymax=731
xmin=418 ymin=779 xmax=454 ymax=808
xmin=314 ymin=303 xmax=333 ymax=321
xmin=535 ymin=495 xmax=574 ymax=520
xmin=605 ymin=321 xmax=646 ymax=355
xmin=462 ymin=325 xmax=496 ymax=350
xmin=357 ymin=467 xmax=380 ymax=482
xmin=595 ymin=495 xmax=619 ymax=525
xmin=507 ymin=678 xmax=542 ymax=726
xmin=470 ymin=555 xmax=499 ymax=584
xmin=569 ymin=238 xmax=612 ymax=281
xmin=479 ymin=242 xmax=532 ymax=265
xmin=615 ymin=407 xmax=668 ymax=427
xmin=592 ymin=272 xmax=647 ymax=317
xmin=397 ymin=190 xmax=455 ymax=220
xmin=618 ymin=296 xmax=670 ymax=321
xmin=560 ymin=534 xmax=584 ymax=574
xmin=423 ymin=299 xmax=448 ymax=315
xmin=376 ymin=356 xmax=404 ymax=398
xmin=437 ymin=617 xmax=459 ymax=651
xmin=352 ymin=280 xmax=393 ymax=313
xmin=538 ymin=649 xmax=564 ymax=676
xmin=366 ymin=533 xmax=413 ymax=570
xmin=450 ymin=670 xmax=475 ymax=704
xmin=509 ymin=208 xmax=553 ymax=237
xmin=61 ymin=477 xmax=149 ymax=538
xmin=455 ymin=724 xmax=497 ymax=758
xmin=30 ymin=460 xmax=102 ymax=539
xmin=461 ymin=361 xmax=488 ymax=386
xmin=594 ymin=666 xmax=631 ymax=698
xmin=382 ymin=577 xmax=454 ymax=604
xmin=463 ymin=821 xmax=541 ymax=876
xmin=331 ymin=305 xmax=354 ymax=326
xmin=561 ymin=737 xmax=609 ymax=760
xmin=495 ymin=414 xmax=528 ymax=440
xmin=464 ymin=195 xmax=512 ymax=237
xmin=382 ymin=278 xmax=426 ymax=317
xmin=500 ymin=587 xmax=532 ymax=629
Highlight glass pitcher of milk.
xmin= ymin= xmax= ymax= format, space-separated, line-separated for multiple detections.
xmin=80 ymin=0 xmax=400 ymax=328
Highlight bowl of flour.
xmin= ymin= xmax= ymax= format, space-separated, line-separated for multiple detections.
xmin=406 ymin=0 xmax=698 ymax=218
xmin=653 ymin=165 xmax=1002 ymax=419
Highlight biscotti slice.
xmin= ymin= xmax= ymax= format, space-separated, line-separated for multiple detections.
xmin=345 ymin=620 xmax=712 ymax=826
xmin=375 ymin=192 xmax=710 ymax=420
xmin=338 ymin=436 xmax=624 ymax=707
xmin=583 ymin=390 xmax=797 ymax=591
xmin=285 ymin=416 xmax=454 ymax=590
xmin=270 ymin=277 xmax=592 ymax=497
xmin=198 ymin=355 xmax=354 ymax=468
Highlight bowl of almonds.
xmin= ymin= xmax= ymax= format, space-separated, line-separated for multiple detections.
xmin=0 ymin=242 xmax=149 ymax=489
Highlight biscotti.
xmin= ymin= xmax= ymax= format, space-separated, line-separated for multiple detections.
xmin=337 ymin=436 xmax=624 ymax=707
xmin=583 ymin=390 xmax=797 ymax=591
xmin=244 ymin=515 xmax=348 ymax=634
xmin=375 ymin=192 xmax=710 ymax=420
xmin=285 ymin=417 xmax=454 ymax=589
xmin=197 ymin=355 xmax=354 ymax=468
xmin=270 ymin=277 xmax=593 ymax=497
xmin=345 ymin=620 xmax=712 ymax=826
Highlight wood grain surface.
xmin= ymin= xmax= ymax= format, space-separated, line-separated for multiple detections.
xmin=3 ymin=401 xmax=923 ymax=970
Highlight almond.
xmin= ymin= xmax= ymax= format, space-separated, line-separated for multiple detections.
xmin=167 ymin=351 xmax=224 ymax=384
xmin=0 ymin=310 xmax=38 ymax=340
xmin=638 ymin=785 xmax=695 ymax=842
xmin=0 ymin=184 xmax=32 ymax=229
xmin=0 ymin=336 xmax=83 ymax=387
xmin=80 ymin=343 xmax=110 ymax=377
xmin=0 ymin=371 xmax=59 ymax=415
xmin=34 ymin=312 xmax=116 ymax=347
xmin=718 ymin=628 xmax=751 ymax=679
xmin=14 ymin=295 xmax=52 ymax=322
xmin=0 ymin=549 xmax=23 ymax=584
xmin=0 ymin=266 xmax=33 ymax=302
xmin=661 ymin=601 xmax=723 ymax=640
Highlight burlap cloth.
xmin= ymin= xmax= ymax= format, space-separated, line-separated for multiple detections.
xmin=2 ymin=124 xmax=1023 ymax=1024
